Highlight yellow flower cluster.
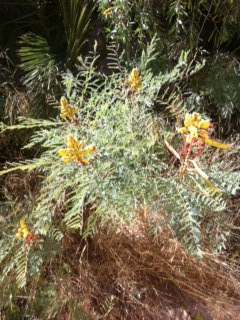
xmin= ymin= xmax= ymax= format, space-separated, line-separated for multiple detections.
xmin=184 ymin=112 xmax=210 ymax=130
xmin=103 ymin=6 xmax=115 ymax=17
xmin=178 ymin=112 xmax=210 ymax=144
xmin=58 ymin=135 xmax=95 ymax=165
xmin=127 ymin=68 xmax=142 ymax=91
xmin=178 ymin=112 xmax=231 ymax=149
xmin=60 ymin=96 xmax=78 ymax=121
xmin=16 ymin=219 xmax=31 ymax=240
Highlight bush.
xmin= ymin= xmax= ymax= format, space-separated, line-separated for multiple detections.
xmin=0 ymin=38 xmax=239 ymax=318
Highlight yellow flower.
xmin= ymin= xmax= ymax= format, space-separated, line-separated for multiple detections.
xmin=127 ymin=68 xmax=142 ymax=91
xmin=178 ymin=112 xmax=232 ymax=149
xmin=16 ymin=219 xmax=31 ymax=240
xmin=183 ymin=113 xmax=211 ymax=130
xmin=184 ymin=112 xmax=201 ymax=128
xmin=16 ymin=228 xmax=23 ymax=240
xmin=60 ymin=97 xmax=78 ymax=121
xmin=179 ymin=112 xmax=209 ymax=143
xmin=177 ymin=127 xmax=188 ymax=134
xmin=20 ymin=219 xmax=27 ymax=229
xmin=186 ymin=126 xmax=198 ymax=143
xmin=199 ymin=119 xmax=210 ymax=130
xmin=22 ymin=228 xmax=31 ymax=239
xmin=103 ymin=7 xmax=115 ymax=17
xmin=58 ymin=135 xmax=95 ymax=165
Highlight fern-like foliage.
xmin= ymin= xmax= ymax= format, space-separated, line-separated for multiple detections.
xmin=100 ymin=0 xmax=240 ymax=53
xmin=0 ymin=39 xmax=239 ymax=317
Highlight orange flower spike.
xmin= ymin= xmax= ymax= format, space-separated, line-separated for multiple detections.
xmin=60 ymin=97 xmax=78 ymax=121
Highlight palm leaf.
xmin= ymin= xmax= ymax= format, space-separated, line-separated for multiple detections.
xmin=18 ymin=33 xmax=59 ymax=93
xmin=18 ymin=32 xmax=61 ymax=116
xmin=59 ymin=0 xmax=96 ymax=67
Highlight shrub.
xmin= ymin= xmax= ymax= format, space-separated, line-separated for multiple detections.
xmin=0 ymin=38 xmax=239 ymax=317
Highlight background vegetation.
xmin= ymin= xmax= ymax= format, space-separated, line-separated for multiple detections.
xmin=0 ymin=1 xmax=239 ymax=319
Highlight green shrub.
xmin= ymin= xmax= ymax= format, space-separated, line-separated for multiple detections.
xmin=0 ymin=38 xmax=239 ymax=317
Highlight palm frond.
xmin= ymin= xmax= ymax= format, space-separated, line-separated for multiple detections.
xmin=18 ymin=33 xmax=59 ymax=94
xmin=59 ymin=0 xmax=96 ymax=68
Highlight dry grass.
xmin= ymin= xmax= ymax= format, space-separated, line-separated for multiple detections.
xmin=51 ymin=213 xmax=240 ymax=320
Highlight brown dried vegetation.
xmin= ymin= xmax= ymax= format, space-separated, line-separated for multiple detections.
xmin=45 ymin=213 xmax=240 ymax=320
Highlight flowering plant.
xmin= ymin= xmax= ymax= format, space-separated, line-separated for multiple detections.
xmin=58 ymin=135 xmax=95 ymax=165
xmin=127 ymin=68 xmax=142 ymax=92
xmin=60 ymin=97 xmax=78 ymax=121
xmin=178 ymin=112 xmax=232 ymax=155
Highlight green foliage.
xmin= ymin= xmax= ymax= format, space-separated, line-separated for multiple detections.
xmin=191 ymin=53 xmax=240 ymax=136
xmin=59 ymin=0 xmax=96 ymax=68
xmin=1 ymin=3 xmax=240 ymax=319
xmin=18 ymin=32 xmax=60 ymax=117
xmin=0 ymin=38 xmax=239 ymax=318
xmin=99 ymin=0 xmax=240 ymax=52
xmin=15 ymin=0 xmax=96 ymax=117
xmin=18 ymin=33 xmax=58 ymax=93
xmin=2 ymin=0 xmax=240 ymax=124
xmin=99 ymin=0 xmax=158 ymax=53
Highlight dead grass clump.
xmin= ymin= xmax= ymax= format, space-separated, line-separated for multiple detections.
xmin=57 ymin=216 xmax=240 ymax=320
